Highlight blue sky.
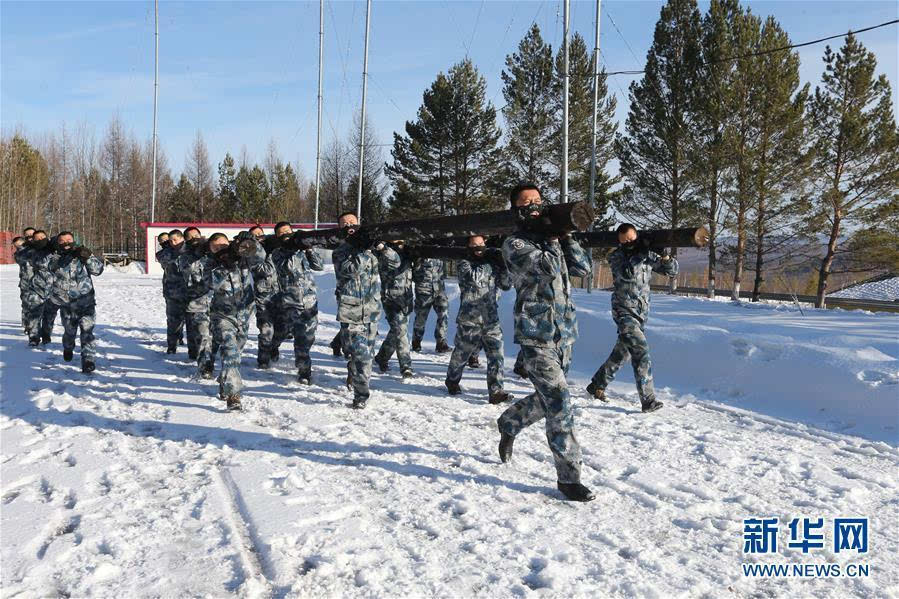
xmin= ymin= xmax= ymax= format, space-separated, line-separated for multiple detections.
xmin=2 ymin=0 xmax=897 ymax=181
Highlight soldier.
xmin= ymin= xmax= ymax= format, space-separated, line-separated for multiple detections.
xmin=23 ymin=227 xmax=35 ymax=241
xmin=331 ymin=211 xmax=400 ymax=409
xmin=585 ymin=223 xmax=678 ymax=413
xmin=495 ymin=183 xmax=595 ymax=502
xmin=156 ymin=229 xmax=188 ymax=354
xmin=411 ymin=256 xmax=450 ymax=353
xmin=444 ymin=235 xmax=512 ymax=404
xmin=270 ymin=223 xmax=324 ymax=383
xmin=181 ymin=227 xmax=217 ymax=378
xmin=374 ymin=240 xmax=414 ymax=379
xmin=14 ymin=230 xmax=53 ymax=345
xmin=200 ymin=232 xmax=267 ymax=410
xmin=248 ymin=224 xmax=282 ymax=369
xmin=43 ymin=232 xmax=104 ymax=373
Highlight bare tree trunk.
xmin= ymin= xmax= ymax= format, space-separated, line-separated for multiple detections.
xmin=751 ymin=196 xmax=765 ymax=301
xmin=816 ymin=212 xmax=841 ymax=308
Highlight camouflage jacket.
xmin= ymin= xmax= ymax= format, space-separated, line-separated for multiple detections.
xmin=179 ymin=244 xmax=214 ymax=313
xmin=502 ymin=233 xmax=590 ymax=348
xmin=412 ymin=258 xmax=446 ymax=296
xmin=608 ymin=247 xmax=678 ymax=321
xmin=156 ymin=242 xmax=188 ymax=300
xmin=15 ymin=244 xmax=53 ymax=294
xmin=332 ymin=241 xmax=399 ymax=324
xmin=456 ymin=257 xmax=510 ymax=326
xmin=200 ymin=241 xmax=267 ymax=317
xmin=251 ymin=250 xmax=281 ymax=302
xmin=379 ymin=249 xmax=413 ymax=311
xmin=43 ymin=251 xmax=105 ymax=306
xmin=271 ymin=247 xmax=324 ymax=310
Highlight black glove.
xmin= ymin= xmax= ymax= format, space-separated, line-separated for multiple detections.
xmin=290 ymin=231 xmax=313 ymax=250
xmin=235 ymin=238 xmax=257 ymax=258
xmin=370 ymin=241 xmax=386 ymax=252
xmin=159 ymin=239 xmax=171 ymax=249
xmin=215 ymin=246 xmax=239 ymax=266
xmin=484 ymin=247 xmax=504 ymax=267
xmin=468 ymin=246 xmax=488 ymax=261
xmin=77 ymin=247 xmax=92 ymax=261
xmin=345 ymin=226 xmax=370 ymax=248
xmin=516 ymin=204 xmax=551 ymax=233
xmin=234 ymin=230 xmax=254 ymax=243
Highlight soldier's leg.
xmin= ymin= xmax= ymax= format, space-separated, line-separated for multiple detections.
xmin=193 ymin=312 xmax=214 ymax=371
xmin=255 ymin=300 xmax=274 ymax=365
xmin=215 ymin=316 xmax=243 ymax=399
xmin=446 ymin=323 xmax=480 ymax=385
xmin=345 ymin=323 xmax=374 ymax=404
xmin=498 ymin=346 xmax=582 ymax=483
xmin=590 ymin=332 xmax=631 ymax=392
xmin=40 ymin=302 xmax=59 ymax=342
xmin=76 ymin=300 xmax=98 ymax=363
xmin=513 ymin=350 xmax=529 ymax=379
xmin=23 ymin=298 xmax=44 ymax=343
xmin=482 ymin=321 xmax=505 ymax=395
xmin=374 ymin=307 xmax=398 ymax=365
xmin=165 ymin=299 xmax=181 ymax=351
xmin=59 ymin=304 xmax=78 ymax=355
xmin=294 ymin=307 xmax=318 ymax=380
xmin=619 ymin=322 xmax=655 ymax=402
xmin=394 ymin=307 xmax=412 ymax=372
xmin=412 ymin=292 xmax=433 ymax=342
xmin=433 ymin=293 xmax=449 ymax=343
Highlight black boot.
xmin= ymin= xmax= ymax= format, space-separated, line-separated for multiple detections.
xmin=435 ymin=339 xmax=451 ymax=353
xmin=331 ymin=343 xmax=342 ymax=357
xmin=297 ymin=371 xmax=311 ymax=385
xmin=41 ymin=334 xmax=51 ymax=345
xmin=257 ymin=357 xmax=271 ymax=370
xmin=557 ymin=482 xmax=596 ymax=502
xmin=63 ymin=348 xmax=73 ymax=362
xmin=225 ymin=394 xmax=242 ymax=411
xmin=401 ymin=368 xmax=413 ymax=380
xmin=641 ymin=398 xmax=664 ymax=413
xmin=166 ymin=345 xmax=177 ymax=354
xmin=201 ymin=361 xmax=214 ymax=379
xmin=352 ymin=398 xmax=367 ymax=409
xmin=28 ymin=337 xmax=40 ymax=347
xmin=586 ymin=382 xmax=608 ymax=402
xmin=513 ymin=363 xmax=528 ymax=379
xmin=445 ymin=380 xmax=461 ymax=395
xmin=376 ymin=359 xmax=389 ymax=373
xmin=488 ymin=391 xmax=512 ymax=405
xmin=81 ymin=360 xmax=96 ymax=374
xmin=271 ymin=347 xmax=280 ymax=363
xmin=188 ymin=349 xmax=197 ymax=361
xmin=467 ymin=354 xmax=480 ymax=368
xmin=498 ymin=432 xmax=515 ymax=463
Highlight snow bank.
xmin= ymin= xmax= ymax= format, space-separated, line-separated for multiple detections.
xmin=830 ymin=276 xmax=899 ymax=302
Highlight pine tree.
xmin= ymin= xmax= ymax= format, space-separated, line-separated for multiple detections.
xmin=185 ymin=131 xmax=214 ymax=221
xmin=746 ymin=17 xmax=810 ymax=301
xmin=805 ymin=33 xmax=899 ymax=307
xmin=616 ymin=0 xmax=703 ymax=291
xmin=167 ymin=174 xmax=196 ymax=221
xmin=216 ymin=153 xmax=239 ymax=220
xmin=501 ymin=23 xmax=555 ymax=195
xmin=236 ymin=164 xmax=269 ymax=221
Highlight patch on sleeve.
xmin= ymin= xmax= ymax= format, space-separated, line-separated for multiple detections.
xmin=511 ymin=239 xmax=525 ymax=250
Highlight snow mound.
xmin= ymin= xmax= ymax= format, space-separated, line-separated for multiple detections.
xmin=830 ymin=276 xmax=899 ymax=301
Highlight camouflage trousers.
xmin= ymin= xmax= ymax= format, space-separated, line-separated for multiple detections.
xmin=41 ymin=302 xmax=59 ymax=342
xmin=58 ymin=296 xmax=98 ymax=362
xmin=255 ymin=295 xmax=281 ymax=363
xmin=497 ymin=344 xmax=582 ymax=484
xmin=591 ymin=315 xmax=655 ymax=402
xmin=412 ymin=290 xmax=448 ymax=342
xmin=212 ymin=307 xmax=253 ymax=399
xmin=329 ymin=329 xmax=346 ymax=356
xmin=344 ymin=322 xmax=378 ymax=402
xmin=186 ymin=310 xmax=217 ymax=369
xmin=280 ymin=304 xmax=318 ymax=378
xmin=165 ymin=297 xmax=187 ymax=350
xmin=375 ymin=303 xmax=412 ymax=371
xmin=20 ymin=293 xmax=45 ymax=340
xmin=446 ymin=320 xmax=504 ymax=395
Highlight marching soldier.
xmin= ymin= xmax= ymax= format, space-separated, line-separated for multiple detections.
xmin=43 ymin=232 xmax=104 ymax=373
xmin=248 ymin=224 xmax=282 ymax=369
xmin=411 ymin=257 xmax=450 ymax=353
xmin=270 ymin=223 xmax=324 ymax=383
xmin=445 ymin=236 xmax=512 ymax=404
xmin=496 ymin=183 xmax=595 ymax=502
xmin=374 ymin=241 xmax=414 ymax=379
xmin=14 ymin=230 xmax=53 ymax=345
xmin=331 ymin=211 xmax=400 ymax=409
xmin=180 ymin=227 xmax=217 ymax=378
xmin=200 ymin=232 xmax=267 ymax=410
xmin=585 ymin=223 xmax=678 ymax=413
xmin=155 ymin=229 xmax=189 ymax=354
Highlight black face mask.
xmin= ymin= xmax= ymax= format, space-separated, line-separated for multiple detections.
xmin=620 ymin=239 xmax=638 ymax=252
xmin=280 ymin=234 xmax=292 ymax=243
xmin=31 ymin=238 xmax=49 ymax=249
xmin=59 ymin=243 xmax=75 ymax=252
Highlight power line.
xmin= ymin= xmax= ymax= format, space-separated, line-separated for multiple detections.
xmin=605 ymin=18 xmax=899 ymax=76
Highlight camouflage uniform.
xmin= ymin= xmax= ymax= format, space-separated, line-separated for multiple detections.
xmin=590 ymin=247 xmax=678 ymax=403
xmin=374 ymin=248 xmax=414 ymax=372
xmin=271 ymin=245 xmax=324 ymax=379
xmin=200 ymin=241 xmax=267 ymax=399
xmin=43 ymin=251 xmax=105 ymax=365
xmin=15 ymin=243 xmax=53 ymax=342
xmin=446 ymin=254 xmax=510 ymax=395
xmin=412 ymin=258 xmax=449 ymax=344
xmin=332 ymin=240 xmax=400 ymax=405
xmin=156 ymin=243 xmax=189 ymax=351
xmin=180 ymin=243 xmax=217 ymax=370
xmin=497 ymin=233 xmax=591 ymax=484
xmin=250 ymin=250 xmax=281 ymax=366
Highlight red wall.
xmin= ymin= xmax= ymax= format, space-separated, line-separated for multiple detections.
xmin=0 ymin=231 xmax=15 ymax=265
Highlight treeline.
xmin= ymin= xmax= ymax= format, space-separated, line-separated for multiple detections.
xmin=2 ymin=0 xmax=896 ymax=307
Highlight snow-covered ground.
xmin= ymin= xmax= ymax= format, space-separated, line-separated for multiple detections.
xmin=830 ymin=276 xmax=899 ymax=302
xmin=1 ymin=264 xmax=897 ymax=598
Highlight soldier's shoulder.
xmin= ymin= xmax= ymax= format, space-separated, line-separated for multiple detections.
xmin=503 ymin=233 xmax=534 ymax=253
